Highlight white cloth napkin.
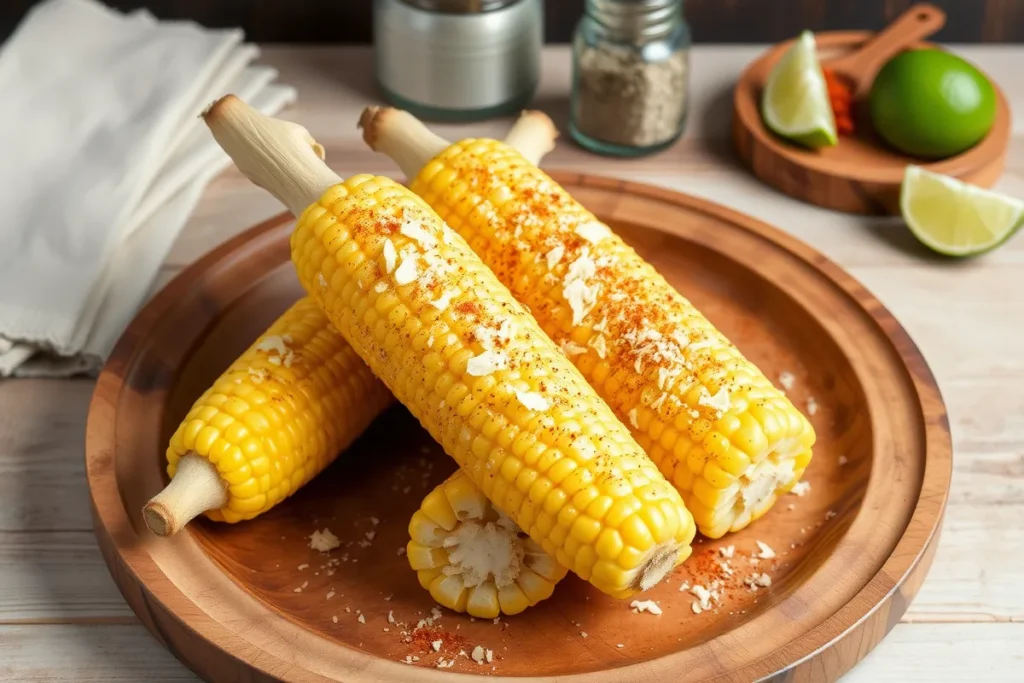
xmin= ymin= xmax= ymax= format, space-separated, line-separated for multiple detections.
xmin=0 ymin=0 xmax=296 ymax=377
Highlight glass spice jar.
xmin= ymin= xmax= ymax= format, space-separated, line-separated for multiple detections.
xmin=570 ymin=0 xmax=691 ymax=156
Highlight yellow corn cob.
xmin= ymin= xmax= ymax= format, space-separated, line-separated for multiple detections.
xmin=204 ymin=96 xmax=695 ymax=598
xmin=362 ymin=110 xmax=815 ymax=539
xmin=143 ymin=297 xmax=393 ymax=536
xmin=408 ymin=469 xmax=568 ymax=618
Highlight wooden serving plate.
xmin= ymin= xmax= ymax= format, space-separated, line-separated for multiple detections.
xmin=733 ymin=7 xmax=1012 ymax=215
xmin=86 ymin=173 xmax=951 ymax=682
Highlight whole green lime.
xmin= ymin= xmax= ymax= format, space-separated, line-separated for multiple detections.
xmin=869 ymin=49 xmax=996 ymax=159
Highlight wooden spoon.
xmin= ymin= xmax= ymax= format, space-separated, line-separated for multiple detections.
xmin=825 ymin=3 xmax=947 ymax=96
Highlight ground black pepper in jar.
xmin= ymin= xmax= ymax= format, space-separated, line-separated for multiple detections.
xmin=570 ymin=0 xmax=691 ymax=157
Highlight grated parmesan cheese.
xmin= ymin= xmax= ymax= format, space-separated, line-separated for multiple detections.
xmin=628 ymin=408 xmax=639 ymax=429
xmin=575 ymin=221 xmax=612 ymax=244
xmin=432 ymin=289 xmax=458 ymax=310
xmin=545 ymin=244 xmax=565 ymax=269
xmin=630 ymin=599 xmax=662 ymax=615
xmin=698 ymin=386 xmax=731 ymax=413
xmin=590 ymin=334 xmax=608 ymax=359
xmin=309 ymin=528 xmax=340 ymax=552
xmin=401 ymin=220 xmax=437 ymax=247
xmin=466 ymin=350 xmax=508 ymax=376
xmin=790 ymin=481 xmax=811 ymax=497
xmin=394 ymin=256 xmax=418 ymax=285
xmin=382 ymin=239 xmax=397 ymax=274
xmin=516 ymin=390 xmax=550 ymax=411
xmin=561 ymin=340 xmax=588 ymax=356
xmin=779 ymin=371 xmax=795 ymax=390
xmin=373 ymin=281 xmax=388 ymax=293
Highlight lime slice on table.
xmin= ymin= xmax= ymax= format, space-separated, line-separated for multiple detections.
xmin=901 ymin=166 xmax=1024 ymax=256
xmin=762 ymin=31 xmax=838 ymax=149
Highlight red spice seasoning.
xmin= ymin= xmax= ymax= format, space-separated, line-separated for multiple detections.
xmin=409 ymin=626 xmax=469 ymax=654
xmin=822 ymin=67 xmax=855 ymax=136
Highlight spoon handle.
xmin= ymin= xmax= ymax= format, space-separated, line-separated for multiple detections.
xmin=831 ymin=3 xmax=946 ymax=94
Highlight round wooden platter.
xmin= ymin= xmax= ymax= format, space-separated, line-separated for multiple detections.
xmin=733 ymin=31 xmax=1012 ymax=215
xmin=86 ymin=173 xmax=951 ymax=683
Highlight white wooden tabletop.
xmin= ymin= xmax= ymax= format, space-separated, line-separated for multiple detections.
xmin=2 ymin=45 xmax=1022 ymax=681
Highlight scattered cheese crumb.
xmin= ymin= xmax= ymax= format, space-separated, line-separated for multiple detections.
xmin=345 ymin=607 xmax=351 ymax=613
xmin=545 ymin=245 xmax=565 ymax=269
xmin=485 ymin=649 xmax=494 ymax=663
xmin=790 ymin=481 xmax=811 ymax=497
xmin=838 ymin=455 xmax=849 ymax=466
xmin=370 ymin=516 xmax=380 ymax=526
xmin=561 ymin=340 xmax=588 ymax=356
xmin=365 ymin=530 xmax=376 ymax=541
xmin=297 ymin=563 xmax=309 ymax=571
xmin=309 ymin=528 xmax=340 ymax=552
xmin=690 ymin=585 xmax=713 ymax=611
xmin=807 ymin=396 xmax=818 ymax=415
xmin=720 ymin=545 xmax=735 ymax=559
xmin=628 ymin=408 xmax=639 ymax=429
xmin=383 ymin=239 xmax=397 ymax=273
xmin=580 ymin=631 xmax=588 ymax=638
xmin=387 ymin=610 xmax=395 ymax=624
xmin=616 ymin=644 xmax=624 ymax=649
xmin=466 ymin=350 xmax=508 ymax=376
xmin=332 ymin=615 xmax=338 ymax=623
xmin=357 ymin=614 xmax=366 ymax=624
xmin=826 ymin=509 xmax=837 ymax=520
xmin=401 ymin=220 xmax=437 ymax=247
xmin=432 ymin=289 xmax=458 ymax=310
xmin=745 ymin=573 xmax=772 ymax=590
xmin=437 ymin=658 xmax=456 ymax=669
xmin=432 ymin=640 xmax=443 ymax=652
xmin=394 ymin=256 xmax=418 ymax=286
xmin=576 ymin=221 xmax=611 ymax=244
xmin=493 ymin=617 xmax=500 ymax=625
xmin=293 ymin=581 xmax=308 ymax=593
xmin=515 ymin=390 xmax=550 ymax=411
xmin=691 ymin=602 xmax=703 ymax=614
xmin=326 ymin=590 xmax=335 ymax=600
xmin=779 ymin=371 xmax=795 ymax=390
xmin=678 ymin=581 xmax=690 ymax=592
xmin=755 ymin=541 xmax=776 ymax=559
xmin=471 ymin=646 xmax=486 ymax=664
xmin=630 ymin=599 xmax=663 ymax=615
xmin=698 ymin=386 xmax=731 ymax=413
xmin=397 ymin=547 xmax=406 ymax=556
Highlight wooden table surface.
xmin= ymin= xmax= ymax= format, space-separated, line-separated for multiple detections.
xmin=2 ymin=46 xmax=1022 ymax=681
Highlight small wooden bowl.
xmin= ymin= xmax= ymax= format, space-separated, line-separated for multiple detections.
xmin=86 ymin=174 xmax=951 ymax=682
xmin=733 ymin=22 xmax=1012 ymax=215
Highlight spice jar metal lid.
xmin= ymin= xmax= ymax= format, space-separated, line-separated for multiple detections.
xmin=375 ymin=0 xmax=542 ymax=120
xmin=586 ymin=0 xmax=682 ymax=41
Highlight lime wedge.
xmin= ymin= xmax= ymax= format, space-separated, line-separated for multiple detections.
xmin=901 ymin=166 xmax=1024 ymax=256
xmin=762 ymin=31 xmax=837 ymax=149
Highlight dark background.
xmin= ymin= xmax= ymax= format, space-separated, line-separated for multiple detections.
xmin=2 ymin=0 xmax=1023 ymax=43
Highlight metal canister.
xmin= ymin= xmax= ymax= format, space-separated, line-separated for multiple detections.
xmin=373 ymin=0 xmax=543 ymax=121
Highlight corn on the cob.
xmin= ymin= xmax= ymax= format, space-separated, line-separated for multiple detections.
xmin=361 ymin=108 xmax=816 ymax=539
xmin=143 ymin=113 xmax=554 ymax=539
xmin=409 ymin=469 xmax=567 ymax=617
xmin=203 ymin=96 xmax=695 ymax=597
xmin=142 ymin=297 xmax=393 ymax=536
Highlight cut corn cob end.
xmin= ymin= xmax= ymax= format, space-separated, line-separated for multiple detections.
xmin=408 ymin=470 xmax=568 ymax=618
xmin=144 ymin=297 xmax=392 ymax=536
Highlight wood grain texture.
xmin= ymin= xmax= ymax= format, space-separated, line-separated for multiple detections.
xmin=85 ymin=173 xmax=950 ymax=681
xmin=733 ymin=31 xmax=1012 ymax=215
xmin=2 ymin=622 xmax=1022 ymax=683
xmin=2 ymin=45 xmax=1022 ymax=681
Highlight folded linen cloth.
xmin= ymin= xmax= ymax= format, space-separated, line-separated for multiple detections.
xmin=0 ymin=0 xmax=296 ymax=377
